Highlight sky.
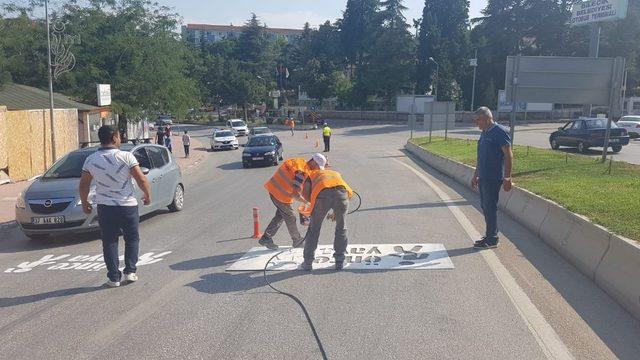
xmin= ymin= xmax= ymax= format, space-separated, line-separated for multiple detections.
xmin=160 ymin=0 xmax=488 ymax=29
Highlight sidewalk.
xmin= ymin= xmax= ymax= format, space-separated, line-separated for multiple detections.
xmin=0 ymin=135 xmax=206 ymax=228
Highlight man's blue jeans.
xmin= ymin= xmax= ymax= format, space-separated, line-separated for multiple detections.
xmin=478 ymin=179 xmax=502 ymax=244
xmin=97 ymin=205 xmax=140 ymax=282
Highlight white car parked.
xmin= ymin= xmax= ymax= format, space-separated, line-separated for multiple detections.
xmin=210 ymin=130 xmax=239 ymax=151
xmin=227 ymin=119 xmax=249 ymax=136
xmin=618 ymin=116 xmax=640 ymax=138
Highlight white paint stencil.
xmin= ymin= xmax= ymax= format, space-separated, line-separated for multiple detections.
xmin=226 ymin=244 xmax=454 ymax=271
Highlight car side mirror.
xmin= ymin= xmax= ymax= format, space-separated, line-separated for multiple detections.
xmin=140 ymin=167 xmax=150 ymax=175
xmin=558 ymin=127 xmax=563 ymax=131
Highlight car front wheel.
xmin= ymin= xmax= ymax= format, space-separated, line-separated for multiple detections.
xmin=550 ymin=137 xmax=560 ymax=150
xmin=612 ymin=145 xmax=622 ymax=153
xmin=577 ymin=141 xmax=588 ymax=154
xmin=168 ymin=184 xmax=184 ymax=212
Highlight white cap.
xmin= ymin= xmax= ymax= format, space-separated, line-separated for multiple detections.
xmin=311 ymin=153 xmax=326 ymax=170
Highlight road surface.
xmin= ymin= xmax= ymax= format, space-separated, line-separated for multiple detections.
xmin=1 ymin=121 xmax=639 ymax=359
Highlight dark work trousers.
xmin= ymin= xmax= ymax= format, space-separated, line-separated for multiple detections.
xmin=97 ymin=205 xmax=140 ymax=282
xmin=323 ymin=136 xmax=330 ymax=152
xmin=304 ymin=187 xmax=349 ymax=263
xmin=184 ymin=145 xmax=190 ymax=157
xmin=261 ymin=195 xmax=303 ymax=245
xmin=478 ymin=179 xmax=502 ymax=244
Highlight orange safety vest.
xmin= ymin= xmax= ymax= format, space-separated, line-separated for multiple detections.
xmin=264 ymin=158 xmax=309 ymax=204
xmin=308 ymin=169 xmax=353 ymax=213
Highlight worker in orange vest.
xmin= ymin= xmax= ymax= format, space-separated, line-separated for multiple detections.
xmin=299 ymin=167 xmax=353 ymax=270
xmin=260 ymin=153 xmax=327 ymax=249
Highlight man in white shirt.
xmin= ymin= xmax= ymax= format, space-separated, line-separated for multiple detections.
xmin=182 ymin=131 xmax=191 ymax=158
xmin=79 ymin=125 xmax=152 ymax=287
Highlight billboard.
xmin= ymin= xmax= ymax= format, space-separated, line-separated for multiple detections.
xmin=96 ymin=84 xmax=111 ymax=106
xmin=397 ymin=95 xmax=435 ymax=113
xmin=505 ymin=56 xmax=625 ymax=107
xmin=570 ymin=0 xmax=629 ymax=27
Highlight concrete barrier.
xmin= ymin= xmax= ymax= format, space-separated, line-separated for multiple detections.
xmin=405 ymin=140 xmax=640 ymax=319
xmin=595 ymin=235 xmax=640 ymax=319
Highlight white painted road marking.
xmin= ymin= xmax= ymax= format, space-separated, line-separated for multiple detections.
xmin=227 ymin=244 xmax=454 ymax=271
xmin=3 ymin=251 xmax=172 ymax=273
xmin=395 ymin=157 xmax=575 ymax=360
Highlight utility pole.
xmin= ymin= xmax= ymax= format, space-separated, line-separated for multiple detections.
xmin=470 ymin=49 xmax=478 ymax=111
xmin=582 ymin=24 xmax=601 ymax=117
xmin=45 ymin=0 xmax=57 ymax=163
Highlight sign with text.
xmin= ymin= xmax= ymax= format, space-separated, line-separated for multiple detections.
xmin=97 ymin=84 xmax=111 ymax=106
xmin=4 ymin=251 xmax=171 ymax=273
xmin=570 ymin=0 xmax=628 ymax=26
xmin=227 ymin=244 xmax=454 ymax=271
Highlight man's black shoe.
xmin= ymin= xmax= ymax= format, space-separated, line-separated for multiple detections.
xmin=474 ymin=237 xmax=487 ymax=246
xmin=301 ymin=261 xmax=313 ymax=271
xmin=474 ymin=240 xmax=498 ymax=250
xmin=335 ymin=261 xmax=344 ymax=271
xmin=258 ymin=238 xmax=279 ymax=250
xmin=292 ymin=238 xmax=305 ymax=248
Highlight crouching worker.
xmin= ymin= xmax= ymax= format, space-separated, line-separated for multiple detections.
xmin=301 ymin=167 xmax=353 ymax=271
xmin=259 ymin=154 xmax=327 ymax=249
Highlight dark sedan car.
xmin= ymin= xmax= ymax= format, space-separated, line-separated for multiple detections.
xmin=242 ymin=135 xmax=284 ymax=167
xmin=549 ymin=118 xmax=630 ymax=154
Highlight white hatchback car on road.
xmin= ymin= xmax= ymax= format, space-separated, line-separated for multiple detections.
xmin=618 ymin=116 xmax=640 ymax=138
xmin=227 ymin=119 xmax=249 ymax=136
xmin=211 ymin=130 xmax=239 ymax=151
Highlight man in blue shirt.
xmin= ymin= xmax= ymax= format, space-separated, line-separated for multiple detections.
xmin=471 ymin=107 xmax=513 ymax=249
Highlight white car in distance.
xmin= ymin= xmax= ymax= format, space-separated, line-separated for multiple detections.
xmin=227 ymin=119 xmax=249 ymax=136
xmin=211 ymin=130 xmax=239 ymax=151
xmin=618 ymin=116 xmax=640 ymax=138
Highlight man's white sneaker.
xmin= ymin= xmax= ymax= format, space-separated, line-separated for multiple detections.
xmin=124 ymin=273 xmax=138 ymax=282
xmin=105 ymin=280 xmax=120 ymax=288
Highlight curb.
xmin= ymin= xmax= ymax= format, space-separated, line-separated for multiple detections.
xmin=405 ymin=141 xmax=640 ymax=320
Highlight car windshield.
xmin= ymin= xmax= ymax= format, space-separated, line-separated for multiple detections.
xmin=586 ymin=119 xmax=617 ymax=129
xmin=215 ymin=131 xmax=234 ymax=137
xmin=231 ymin=120 xmax=246 ymax=127
xmin=621 ymin=116 xmax=640 ymax=122
xmin=253 ymin=128 xmax=269 ymax=134
xmin=246 ymin=136 xmax=275 ymax=147
xmin=42 ymin=151 xmax=94 ymax=179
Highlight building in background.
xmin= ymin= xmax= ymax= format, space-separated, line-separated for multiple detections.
xmin=182 ymin=24 xmax=303 ymax=45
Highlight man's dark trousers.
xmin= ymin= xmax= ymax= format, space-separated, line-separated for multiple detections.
xmin=478 ymin=179 xmax=502 ymax=244
xmin=97 ymin=205 xmax=140 ymax=282
xmin=323 ymin=136 xmax=330 ymax=152
xmin=184 ymin=145 xmax=190 ymax=157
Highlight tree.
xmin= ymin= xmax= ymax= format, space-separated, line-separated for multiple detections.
xmin=416 ymin=0 xmax=470 ymax=106
xmin=339 ymin=0 xmax=380 ymax=67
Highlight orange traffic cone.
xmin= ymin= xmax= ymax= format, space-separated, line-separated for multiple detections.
xmin=252 ymin=207 xmax=262 ymax=239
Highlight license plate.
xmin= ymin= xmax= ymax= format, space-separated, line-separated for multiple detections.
xmin=252 ymin=157 xmax=264 ymax=160
xmin=610 ymin=138 xmax=620 ymax=143
xmin=31 ymin=216 xmax=65 ymax=225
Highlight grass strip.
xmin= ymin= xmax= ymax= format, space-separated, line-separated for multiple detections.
xmin=410 ymin=137 xmax=640 ymax=241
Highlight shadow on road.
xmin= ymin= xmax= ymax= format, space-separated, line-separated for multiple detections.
xmin=357 ymin=200 xmax=469 ymax=213
xmin=217 ymin=162 xmax=244 ymax=171
xmin=0 ymin=286 xmax=105 ymax=308
xmin=342 ymin=124 xmax=408 ymax=137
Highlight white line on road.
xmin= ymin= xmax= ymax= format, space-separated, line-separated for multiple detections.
xmin=395 ymin=157 xmax=575 ymax=360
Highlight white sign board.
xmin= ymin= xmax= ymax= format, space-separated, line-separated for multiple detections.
xmin=396 ymin=95 xmax=435 ymax=114
xmin=97 ymin=84 xmax=111 ymax=106
xmin=570 ymin=0 xmax=629 ymax=27
xmin=498 ymin=89 xmax=553 ymax=112
xmin=469 ymin=58 xmax=478 ymax=67
xmin=227 ymin=244 xmax=454 ymax=271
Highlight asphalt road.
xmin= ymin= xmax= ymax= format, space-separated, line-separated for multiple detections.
xmin=427 ymin=122 xmax=640 ymax=165
xmin=1 ymin=121 xmax=639 ymax=359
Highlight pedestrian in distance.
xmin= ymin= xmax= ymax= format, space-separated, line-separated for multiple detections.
xmin=79 ymin=125 xmax=152 ymax=287
xmin=164 ymin=125 xmax=173 ymax=153
xmin=182 ymin=131 xmax=191 ymax=158
xmin=259 ymin=153 xmax=327 ymax=250
xmin=156 ymin=126 xmax=165 ymax=146
xmin=300 ymin=166 xmax=353 ymax=271
xmin=471 ymin=107 xmax=513 ymax=250
xmin=290 ymin=118 xmax=295 ymax=136
xmin=322 ymin=123 xmax=332 ymax=152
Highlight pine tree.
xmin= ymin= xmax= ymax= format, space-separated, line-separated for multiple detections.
xmin=339 ymin=0 xmax=380 ymax=67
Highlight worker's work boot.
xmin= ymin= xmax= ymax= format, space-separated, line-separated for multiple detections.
xmin=258 ymin=237 xmax=279 ymax=250
xmin=301 ymin=260 xmax=313 ymax=271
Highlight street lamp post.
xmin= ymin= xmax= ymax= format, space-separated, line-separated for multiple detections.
xmin=45 ymin=0 xmax=57 ymax=162
xmin=428 ymin=57 xmax=439 ymax=101
xmin=470 ymin=49 xmax=478 ymax=111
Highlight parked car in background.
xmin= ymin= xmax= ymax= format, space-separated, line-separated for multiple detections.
xmin=227 ymin=119 xmax=248 ymax=136
xmin=549 ymin=118 xmax=630 ymax=154
xmin=210 ymin=130 xmax=239 ymax=151
xmin=242 ymin=135 xmax=283 ymax=168
xmin=617 ymin=116 xmax=640 ymax=138
xmin=15 ymin=144 xmax=184 ymax=240
xmin=248 ymin=126 xmax=273 ymax=140
xmin=156 ymin=115 xmax=173 ymax=126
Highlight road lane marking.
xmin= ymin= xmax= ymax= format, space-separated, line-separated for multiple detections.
xmin=227 ymin=244 xmax=454 ymax=271
xmin=395 ymin=157 xmax=575 ymax=360
xmin=4 ymin=251 xmax=172 ymax=273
